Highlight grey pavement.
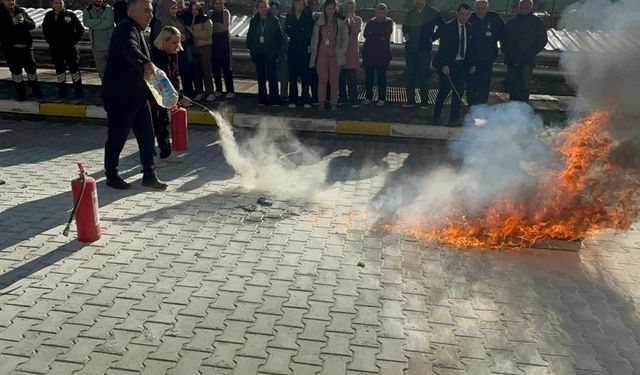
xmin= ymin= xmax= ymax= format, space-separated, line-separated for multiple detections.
xmin=1 ymin=118 xmax=640 ymax=374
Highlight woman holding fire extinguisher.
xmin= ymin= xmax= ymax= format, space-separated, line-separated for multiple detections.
xmin=151 ymin=25 xmax=192 ymax=167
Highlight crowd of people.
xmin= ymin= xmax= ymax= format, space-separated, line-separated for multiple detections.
xmin=0 ymin=0 xmax=548 ymax=188
xmin=0 ymin=0 xmax=548 ymax=111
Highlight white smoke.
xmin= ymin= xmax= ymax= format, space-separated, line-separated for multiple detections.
xmin=370 ymin=102 xmax=553 ymax=222
xmin=210 ymin=111 xmax=338 ymax=199
xmin=559 ymin=0 xmax=640 ymax=117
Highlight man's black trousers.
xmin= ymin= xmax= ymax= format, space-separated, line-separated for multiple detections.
xmin=104 ymin=104 xmax=155 ymax=178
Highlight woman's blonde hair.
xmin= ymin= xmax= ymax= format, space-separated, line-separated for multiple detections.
xmin=153 ymin=25 xmax=183 ymax=51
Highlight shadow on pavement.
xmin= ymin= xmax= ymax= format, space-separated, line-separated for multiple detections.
xmin=0 ymin=240 xmax=86 ymax=292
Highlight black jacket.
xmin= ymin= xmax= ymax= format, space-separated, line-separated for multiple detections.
xmin=401 ymin=5 xmax=443 ymax=52
xmin=101 ymin=17 xmax=153 ymax=109
xmin=246 ymin=15 xmax=282 ymax=61
xmin=433 ymin=19 xmax=474 ymax=70
xmin=469 ymin=11 xmax=504 ymax=63
xmin=113 ymin=0 xmax=127 ymax=25
xmin=42 ymin=9 xmax=85 ymax=50
xmin=285 ymin=10 xmax=314 ymax=59
xmin=0 ymin=5 xmax=35 ymax=50
xmin=502 ymin=13 xmax=547 ymax=66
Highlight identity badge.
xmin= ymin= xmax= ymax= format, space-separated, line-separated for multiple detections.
xmin=260 ymin=36 xmax=265 ymax=43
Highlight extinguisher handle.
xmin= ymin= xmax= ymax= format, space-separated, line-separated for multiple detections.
xmin=77 ymin=162 xmax=86 ymax=175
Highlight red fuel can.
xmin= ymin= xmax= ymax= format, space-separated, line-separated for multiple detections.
xmin=171 ymin=107 xmax=188 ymax=151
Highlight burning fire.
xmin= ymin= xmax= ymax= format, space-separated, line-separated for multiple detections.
xmin=379 ymin=111 xmax=640 ymax=249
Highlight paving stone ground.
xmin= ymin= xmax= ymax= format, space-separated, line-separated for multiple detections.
xmin=1 ymin=117 xmax=639 ymax=375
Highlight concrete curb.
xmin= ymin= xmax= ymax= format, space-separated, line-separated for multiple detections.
xmin=0 ymin=99 xmax=464 ymax=140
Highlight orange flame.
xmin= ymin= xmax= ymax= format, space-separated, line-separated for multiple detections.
xmin=383 ymin=111 xmax=639 ymax=249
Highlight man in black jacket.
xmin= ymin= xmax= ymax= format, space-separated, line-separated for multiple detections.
xmin=432 ymin=3 xmax=474 ymax=126
xmin=0 ymin=0 xmax=43 ymax=101
xmin=467 ymin=0 xmax=504 ymax=105
xmin=42 ymin=0 xmax=85 ymax=99
xmin=401 ymin=0 xmax=443 ymax=108
xmin=502 ymin=0 xmax=547 ymax=103
xmin=102 ymin=0 xmax=167 ymax=190
xmin=113 ymin=0 xmax=127 ymax=25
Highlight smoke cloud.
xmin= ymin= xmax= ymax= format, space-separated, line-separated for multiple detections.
xmin=371 ymin=102 xmax=554 ymax=223
xmin=559 ymin=0 xmax=640 ymax=117
xmin=210 ymin=111 xmax=339 ymax=200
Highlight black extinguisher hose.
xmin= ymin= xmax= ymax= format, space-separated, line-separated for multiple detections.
xmin=63 ymin=172 xmax=86 ymax=237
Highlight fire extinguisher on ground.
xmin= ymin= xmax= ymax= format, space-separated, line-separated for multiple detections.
xmin=63 ymin=163 xmax=101 ymax=243
xmin=171 ymin=106 xmax=188 ymax=151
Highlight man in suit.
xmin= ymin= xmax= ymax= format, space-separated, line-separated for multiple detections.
xmin=432 ymin=3 xmax=474 ymax=126
xmin=467 ymin=0 xmax=504 ymax=105
xmin=102 ymin=0 xmax=167 ymax=190
xmin=502 ymin=0 xmax=547 ymax=103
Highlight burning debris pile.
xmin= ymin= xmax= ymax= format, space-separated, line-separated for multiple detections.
xmin=364 ymin=0 xmax=640 ymax=249
xmin=370 ymin=111 xmax=640 ymax=248
xmin=389 ymin=111 xmax=639 ymax=248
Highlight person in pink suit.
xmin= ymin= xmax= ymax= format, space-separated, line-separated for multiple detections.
xmin=309 ymin=0 xmax=348 ymax=111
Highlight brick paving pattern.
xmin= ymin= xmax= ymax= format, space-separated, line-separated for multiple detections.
xmin=1 ymin=118 xmax=639 ymax=374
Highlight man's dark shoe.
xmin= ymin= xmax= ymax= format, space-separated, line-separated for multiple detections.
xmin=142 ymin=173 xmax=168 ymax=190
xmin=106 ymin=175 xmax=131 ymax=189
xmin=0 ymin=179 xmax=5 ymax=185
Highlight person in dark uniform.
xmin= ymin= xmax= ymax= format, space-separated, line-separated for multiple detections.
xmin=246 ymin=0 xmax=282 ymax=106
xmin=0 ymin=0 xmax=43 ymax=101
xmin=467 ymin=0 xmax=504 ymax=105
xmin=401 ymin=0 xmax=443 ymax=109
xmin=502 ymin=0 xmax=547 ymax=103
xmin=102 ymin=0 xmax=167 ymax=190
xmin=432 ymin=3 xmax=474 ymax=126
xmin=113 ymin=0 xmax=127 ymax=25
xmin=285 ymin=0 xmax=314 ymax=108
xmin=42 ymin=0 xmax=85 ymax=99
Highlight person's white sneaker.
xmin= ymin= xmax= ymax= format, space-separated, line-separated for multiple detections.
xmin=376 ymin=100 xmax=385 ymax=107
xmin=362 ymin=98 xmax=370 ymax=105
xmin=214 ymin=91 xmax=223 ymax=97
xmin=226 ymin=93 xmax=236 ymax=99
xmin=194 ymin=93 xmax=204 ymax=101
xmin=165 ymin=153 xmax=185 ymax=163
xmin=154 ymin=155 xmax=168 ymax=168
xmin=205 ymin=94 xmax=216 ymax=102
xmin=288 ymin=103 xmax=296 ymax=109
xmin=303 ymin=104 xmax=311 ymax=109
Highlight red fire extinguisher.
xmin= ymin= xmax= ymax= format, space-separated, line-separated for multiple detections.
xmin=171 ymin=106 xmax=188 ymax=151
xmin=63 ymin=163 xmax=101 ymax=243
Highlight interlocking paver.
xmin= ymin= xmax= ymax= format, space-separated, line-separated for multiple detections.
xmin=58 ymin=337 xmax=103 ymax=364
xmin=3 ymin=119 xmax=640 ymax=375
xmin=203 ymin=342 xmax=242 ymax=368
xmin=15 ymin=345 xmax=66 ymax=373
xmin=319 ymin=354 xmax=350 ymax=375
xmin=259 ymin=347 xmax=296 ymax=374
xmin=348 ymin=346 xmax=379 ymax=372
xmin=2 ymin=330 xmax=52 ymax=357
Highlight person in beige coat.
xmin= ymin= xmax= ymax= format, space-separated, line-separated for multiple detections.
xmin=185 ymin=0 xmax=215 ymax=101
xmin=309 ymin=0 xmax=348 ymax=111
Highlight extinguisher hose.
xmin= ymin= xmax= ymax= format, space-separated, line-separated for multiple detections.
xmin=63 ymin=173 xmax=86 ymax=237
